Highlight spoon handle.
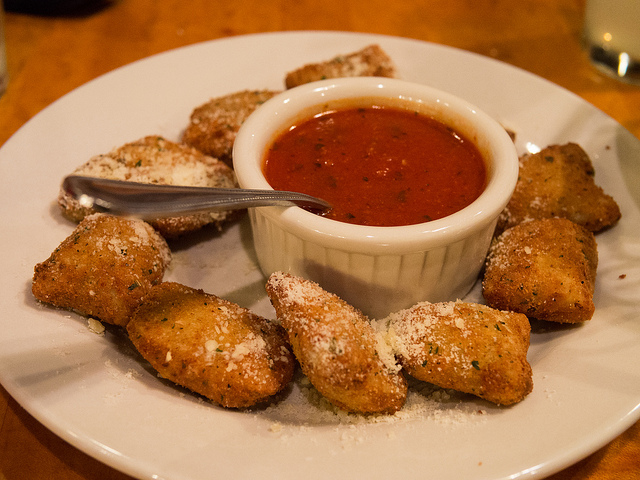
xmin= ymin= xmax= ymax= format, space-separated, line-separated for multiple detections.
xmin=62 ymin=175 xmax=331 ymax=219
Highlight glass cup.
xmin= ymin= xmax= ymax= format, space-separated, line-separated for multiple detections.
xmin=583 ymin=0 xmax=640 ymax=84
xmin=0 ymin=2 xmax=7 ymax=97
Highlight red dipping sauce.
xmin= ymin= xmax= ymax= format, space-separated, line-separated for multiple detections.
xmin=263 ymin=106 xmax=486 ymax=227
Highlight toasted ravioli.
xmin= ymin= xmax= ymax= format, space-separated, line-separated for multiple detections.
xmin=265 ymin=272 xmax=407 ymax=414
xmin=483 ymin=218 xmax=598 ymax=323
xmin=58 ymin=136 xmax=237 ymax=238
xmin=284 ymin=44 xmax=397 ymax=89
xmin=384 ymin=301 xmax=533 ymax=405
xmin=127 ymin=282 xmax=295 ymax=408
xmin=32 ymin=213 xmax=170 ymax=327
xmin=497 ymin=143 xmax=621 ymax=234
xmin=182 ymin=90 xmax=280 ymax=167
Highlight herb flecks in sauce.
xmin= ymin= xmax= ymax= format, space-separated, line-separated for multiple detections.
xmin=263 ymin=106 xmax=486 ymax=226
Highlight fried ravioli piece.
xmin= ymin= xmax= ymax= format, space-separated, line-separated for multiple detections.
xmin=284 ymin=44 xmax=397 ymax=89
xmin=496 ymin=143 xmax=621 ymax=235
xmin=265 ymin=272 xmax=407 ymax=414
xmin=32 ymin=213 xmax=171 ymax=327
xmin=58 ymin=136 xmax=237 ymax=238
xmin=182 ymin=90 xmax=280 ymax=167
xmin=483 ymin=218 xmax=598 ymax=323
xmin=127 ymin=282 xmax=295 ymax=408
xmin=383 ymin=301 xmax=533 ymax=405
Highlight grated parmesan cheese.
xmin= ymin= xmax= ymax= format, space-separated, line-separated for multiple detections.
xmin=87 ymin=318 xmax=105 ymax=335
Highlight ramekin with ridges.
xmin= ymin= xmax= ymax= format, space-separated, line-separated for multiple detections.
xmin=233 ymin=77 xmax=518 ymax=319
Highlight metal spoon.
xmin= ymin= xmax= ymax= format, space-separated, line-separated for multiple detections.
xmin=62 ymin=175 xmax=331 ymax=220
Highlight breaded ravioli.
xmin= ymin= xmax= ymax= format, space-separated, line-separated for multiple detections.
xmin=126 ymin=282 xmax=295 ymax=408
xmin=483 ymin=218 xmax=598 ymax=323
xmin=383 ymin=301 xmax=533 ymax=406
xmin=496 ymin=143 xmax=621 ymax=235
xmin=32 ymin=213 xmax=171 ymax=327
xmin=58 ymin=136 xmax=237 ymax=238
xmin=265 ymin=272 xmax=407 ymax=415
xmin=182 ymin=90 xmax=280 ymax=167
xmin=284 ymin=44 xmax=397 ymax=89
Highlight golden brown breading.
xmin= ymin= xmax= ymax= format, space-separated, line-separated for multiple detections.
xmin=58 ymin=135 xmax=238 ymax=238
xmin=32 ymin=213 xmax=171 ymax=327
xmin=383 ymin=301 xmax=533 ymax=405
xmin=284 ymin=44 xmax=397 ymax=89
xmin=265 ymin=272 xmax=407 ymax=414
xmin=496 ymin=143 xmax=621 ymax=235
xmin=126 ymin=282 xmax=295 ymax=409
xmin=182 ymin=90 xmax=280 ymax=166
xmin=483 ymin=218 xmax=598 ymax=323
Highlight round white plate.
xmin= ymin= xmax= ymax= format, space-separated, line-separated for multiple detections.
xmin=1 ymin=31 xmax=640 ymax=480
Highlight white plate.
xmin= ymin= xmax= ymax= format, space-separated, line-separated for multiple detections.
xmin=1 ymin=31 xmax=640 ymax=480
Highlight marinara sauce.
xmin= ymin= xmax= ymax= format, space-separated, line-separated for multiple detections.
xmin=263 ymin=106 xmax=486 ymax=227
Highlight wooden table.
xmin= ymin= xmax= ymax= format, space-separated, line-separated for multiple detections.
xmin=1 ymin=0 xmax=639 ymax=478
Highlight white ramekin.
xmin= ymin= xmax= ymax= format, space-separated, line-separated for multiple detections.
xmin=233 ymin=77 xmax=518 ymax=319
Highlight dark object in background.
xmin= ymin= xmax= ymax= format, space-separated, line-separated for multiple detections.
xmin=4 ymin=0 xmax=112 ymax=15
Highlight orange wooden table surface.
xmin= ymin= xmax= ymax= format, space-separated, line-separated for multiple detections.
xmin=1 ymin=1 xmax=640 ymax=479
